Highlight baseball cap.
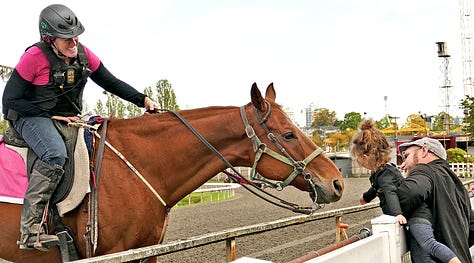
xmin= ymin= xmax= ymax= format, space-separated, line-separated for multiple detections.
xmin=398 ymin=137 xmax=447 ymax=160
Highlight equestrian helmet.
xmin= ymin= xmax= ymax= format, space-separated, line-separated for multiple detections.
xmin=39 ymin=4 xmax=85 ymax=43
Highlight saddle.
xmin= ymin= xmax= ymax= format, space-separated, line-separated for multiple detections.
xmin=1 ymin=120 xmax=90 ymax=216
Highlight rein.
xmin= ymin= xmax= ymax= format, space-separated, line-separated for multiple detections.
xmin=239 ymin=102 xmax=324 ymax=211
xmin=165 ymin=103 xmax=324 ymax=214
xmin=241 ymin=103 xmax=323 ymax=192
xmin=81 ymin=102 xmax=325 ymax=216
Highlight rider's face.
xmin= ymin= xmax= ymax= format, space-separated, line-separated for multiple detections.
xmin=53 ymin=36 xmax=79 ymax=59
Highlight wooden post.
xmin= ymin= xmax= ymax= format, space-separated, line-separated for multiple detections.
xmin=335 ymin=216 xmax=348 ymax=242
xmin=226 ymin=237 xmax=237 ymax=262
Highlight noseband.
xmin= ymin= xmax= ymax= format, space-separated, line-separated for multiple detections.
xmin=128 ymin=105 xmax=325 ymax=214
xmin=240 ymin=102 xmax=323 ymax=203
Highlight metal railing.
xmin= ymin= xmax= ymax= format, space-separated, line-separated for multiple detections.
xmin=180 ymin=183 xmax=241 ymax=206
xmin=72 ymin=202 xmax=380 ymax=263
xmin=70 ymin=180 xmax=474 ymax=263
xmin=450 ymin=163 xmax=474 ymax=177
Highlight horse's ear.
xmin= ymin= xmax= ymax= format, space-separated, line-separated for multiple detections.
xmin=265 ymin=83 xmax=276 ymax=102
xmin=251 ymin=82 xmax=265 ymax=111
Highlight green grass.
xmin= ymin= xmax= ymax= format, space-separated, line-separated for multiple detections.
xmin=176 ymin=191 xmax=235 ymax=207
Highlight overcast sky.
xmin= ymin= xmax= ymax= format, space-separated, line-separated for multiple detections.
xmin=0 ymin=0 xmax=466 ymax=125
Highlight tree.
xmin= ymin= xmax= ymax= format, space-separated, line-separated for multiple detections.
xmin=376 ymin=115 xmax=392 ymax=130
xmin=143 ymin=86 xmax=153 ymax=99
xmin=447 ymin=148 xmax=473 ymax=164
xmin=104 ymin=92 xmax=127 ymax=118
xmin=432 ymin=112 xmax=453 ymax=132
xmin=93 ymin=79 xmax=180 ymax=117
xmin=154 ymin=79 xmax=179 ymax=110
xmin=461 ymin=95 xmax=474 ymax=138
xmin=126 ymin=103 xmax=142 ymax=118
xmin=311 ymin=108 xmax=337 ymax=127
xmin=0 ymin=119 xmax=7 ymax=134
xmin=339 ymin=112 xmax=362 ymax=131
xmin=326 ymin=132 xmax=350 ymax=152
xmin=93 ymin=99 xmax=106 ymax=116
xmin=116 ymin=100 xmax=126 ymax=118
xmin=311 ymin=130 xmax=323 ymax=146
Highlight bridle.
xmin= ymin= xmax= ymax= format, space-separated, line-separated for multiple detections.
xmin=86 ymin=102 xmax=326 ymax=215
xmin=75 ymin=101 xmax=325 ymax=256
xmin=240 ymin=101 xmax=323 ymax=199
xmin=165 ymin=102 xmax=325 ymax=214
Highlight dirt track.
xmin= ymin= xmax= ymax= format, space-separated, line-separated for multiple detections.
xmin=157 ymin=177 xmax=383 ymax=263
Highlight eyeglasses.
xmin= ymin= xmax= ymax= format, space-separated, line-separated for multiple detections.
xmin=402 ymin=147 xmax=422 ymax=161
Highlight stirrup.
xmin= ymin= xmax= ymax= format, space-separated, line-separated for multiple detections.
xmin=18 ymin=233 xmax=59 ymax=251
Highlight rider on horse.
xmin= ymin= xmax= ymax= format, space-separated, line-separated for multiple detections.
xmin=2 ymin=4 xmax=158 ymax=250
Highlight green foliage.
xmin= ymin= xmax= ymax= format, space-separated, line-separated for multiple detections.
xmin=92 ymin=79 xmax=180 ymax=117
xmin=447 ymin=148 xmax=474 ymax=163
xmin=0 ymin=119 xmax=7 ymax=134
xmin=432 ymin=112 xmax=453 ymax=132
xmin=176 ymin=191 xmax=234 ymax=207
xmin=311 ymin=130 xmax=323 ymax=146
xmin=93 ymin=99 xmax=106 ymax=116
xmin=311 ymin=108 xmax=337 ymax=127
xmin=376 ymin=116 xmax=392 ymax=129
xmin=339 ymin=112 xmax=362 ymax=131
xmin=143 ymin=86 xmax=153 ymax=98
xmin=126 ymin=103 xmax=142 ymax=118
xmin=154 ymin=79 xmax=179 ymax=110
xmin=461 ymin=95 xmax=474 ymax=138
xmin=104 ymin=93 xmax=127 ymax=118
xmin=325 ymin=129 xmax=355 ymax=152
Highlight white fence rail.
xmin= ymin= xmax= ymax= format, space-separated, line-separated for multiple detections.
xmin=71 ymin=203 xmax=380 ymax=263
xmin=67 ymin=180 xmax=474 ymax=263
xmin=305 ymin=215 xmax=410 ymax=263
xmin=305 ymin=197 xmax=474 ymax=263
xmin=356 ymin=162 xmax=474 ymax=178
xmin=450 ymin=163 xmax=474 ymax=177
xmin=181 ymin=183 xmax=241 ymax=206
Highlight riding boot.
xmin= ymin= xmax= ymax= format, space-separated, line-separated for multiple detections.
xmin=18 ymin=159 xmax=64 ymax=251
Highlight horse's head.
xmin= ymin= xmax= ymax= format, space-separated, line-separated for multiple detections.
xmin=242 ymin=83 xmax=344 ymax=204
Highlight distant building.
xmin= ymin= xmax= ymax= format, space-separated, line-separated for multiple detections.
xmin=300 ymin=126 xmax=316 ymax=137
xmin=317 ymin=126 xmax=340 ymax=137
xmin=283 ymin=107 xmax=297 ymax=126
xmin=305 ymin=103 xmax=315 ymax=128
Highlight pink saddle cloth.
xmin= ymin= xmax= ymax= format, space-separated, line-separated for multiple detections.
xmin=0 ymin=135 xmax=28 ymax=204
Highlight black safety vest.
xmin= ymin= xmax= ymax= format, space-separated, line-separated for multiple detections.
xmin=32 ymin=42 xmax=91 ymax=116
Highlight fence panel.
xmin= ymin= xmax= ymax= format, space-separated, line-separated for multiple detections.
xmin=69 ymin=180 xmax=474 ymax=263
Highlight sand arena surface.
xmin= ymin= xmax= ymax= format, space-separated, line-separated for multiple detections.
xmin=158 ymin=177 xmax=383 ymax=263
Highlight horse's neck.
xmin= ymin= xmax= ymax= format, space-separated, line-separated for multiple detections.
xmin=104 ymin=107 xmax=250 ymax=206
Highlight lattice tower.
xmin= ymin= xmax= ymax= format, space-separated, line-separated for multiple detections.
xmin=460 ymin=0 xmax=474 ymax=97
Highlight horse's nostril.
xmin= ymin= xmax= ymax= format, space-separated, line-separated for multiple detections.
xmin=333 ymin=180 xmax=343 ymax=194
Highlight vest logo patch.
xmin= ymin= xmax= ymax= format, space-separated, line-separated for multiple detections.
xmin=67 ymin=68 xmax=75 ymax=84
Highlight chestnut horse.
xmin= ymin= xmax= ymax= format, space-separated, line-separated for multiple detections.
xmin=0 ymin=83 xmax=344 ymax=262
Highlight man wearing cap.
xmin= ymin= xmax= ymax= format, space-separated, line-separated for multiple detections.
xmin=397 ymin=137 xmax=474 ymax=263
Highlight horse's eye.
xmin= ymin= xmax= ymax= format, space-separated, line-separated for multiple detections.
xmin=281 ymin=132 xmax=297 ymax=141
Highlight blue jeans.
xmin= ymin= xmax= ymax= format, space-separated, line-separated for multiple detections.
xmin=13 ymin=117 xmax=67 ymax=167
xmin=408 ymin=221 xmax=457 ymax=263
